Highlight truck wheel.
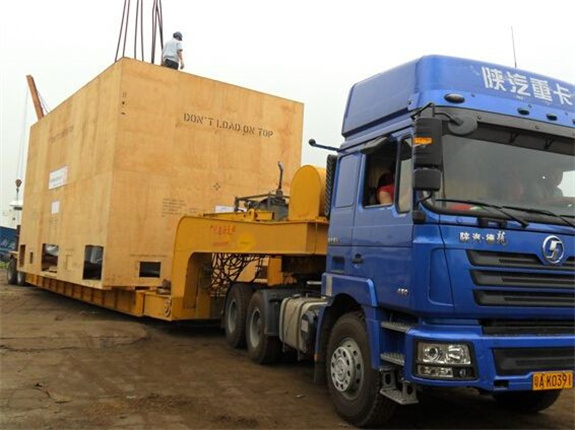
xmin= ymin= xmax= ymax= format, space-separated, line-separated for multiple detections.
xmin=246 ymin=291 xmax=281 ymax=364
xmin=6 ymin=258 xmax=17 ymax=285
xmin=326 ymin=311 xmax=396 ymax=427
xmin=16 ymin=270 xmax=26 ymax=286
xmin=224 ymin=284 xmax=253 ymax=349
xmin=493 ymin=390 xmax=561 ymax=413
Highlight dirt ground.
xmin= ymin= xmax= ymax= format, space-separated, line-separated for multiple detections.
xmin=1 ymin=279 xmax=573 ymax=430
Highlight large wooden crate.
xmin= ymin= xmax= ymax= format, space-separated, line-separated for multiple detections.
xmin=19 ymin=58 xmax=303 ymax=289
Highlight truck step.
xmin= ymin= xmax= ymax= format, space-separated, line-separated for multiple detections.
xmin=379 ymin=366 xmax=418 ymax=405
xmin=380 ymin=320 xmax=414 ymax=333
xmin=380 ymin=385 xmax=419 ymax=405
xmin=381 ymin=352 xmax=405 ymax=366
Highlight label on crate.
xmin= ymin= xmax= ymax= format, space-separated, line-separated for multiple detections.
xmin=183 ymin=113 xmax=275 ymax=138
xmin=215 ymin=205 xmax=235 ymax=213
xmin=48 ymin=166 xmax=68 ymax=190
xmin=51 ymin=200 xmax=60 ymax=214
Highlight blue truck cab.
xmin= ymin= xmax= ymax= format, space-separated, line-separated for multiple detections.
xmin=319 ymin=55 xmax=575 ymax=426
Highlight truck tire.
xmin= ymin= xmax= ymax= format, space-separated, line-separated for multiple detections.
xmin=246 ymin=291 xmax=281 ymax=364
xmin=16 ymin=270 xmax=26 ymax=286
xmin=326 ymin=311 xmax=396 ymax=427
xmin=224 ymin=283 xmax=253 ymax=349
xmin=492 ymin=390 xmax=561 ymax=413
xmin=6 ymin=258 xmax=17 ymax=285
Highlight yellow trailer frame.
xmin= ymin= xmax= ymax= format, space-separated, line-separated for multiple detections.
xmin=25 ymin=165 xmax=329 ymax=322
xmin=27 ymin=212 xmax=328 ymax=321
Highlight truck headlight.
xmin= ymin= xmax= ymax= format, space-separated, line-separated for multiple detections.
xmin=417 ymin=342 xmax=471 ymax=365
xmin=415 ymin=341 xmax=475 ymax=380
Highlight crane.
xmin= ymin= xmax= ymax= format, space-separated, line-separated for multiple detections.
xmin=25 ymin=75 xmax=46 ymax=121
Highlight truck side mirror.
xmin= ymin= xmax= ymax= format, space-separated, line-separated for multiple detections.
xmin=412 ymin=117 xmax=443 ymax=192
xmin=413 ymin=168 xmax=441 ymax=192
xmin=413 ymin=117 xmax=443 ymax=168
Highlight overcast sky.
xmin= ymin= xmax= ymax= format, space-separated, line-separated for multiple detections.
xmin=1 ymin=0 xmax=574 ymax=225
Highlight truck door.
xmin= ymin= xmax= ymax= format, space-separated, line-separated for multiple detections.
xmin=351 ymin=136 xmax=413 ymax=311
xmin=326 ymin=153 xmax=360 ymax=274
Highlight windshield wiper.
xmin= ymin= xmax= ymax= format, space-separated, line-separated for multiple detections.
xmin=434 ymin=198 xmax=529 ymax=228
xmin=501 ymin=205 xmax=575 ymax=229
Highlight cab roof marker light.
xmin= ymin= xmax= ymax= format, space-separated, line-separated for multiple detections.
xmin=444 ymin=93 xmax=465 ymax=104
xmin=517 ymin=107 xmax=530 ymax=115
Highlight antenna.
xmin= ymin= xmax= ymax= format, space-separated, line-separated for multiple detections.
xmin=511 ymin=26 xmax=518 ymax=68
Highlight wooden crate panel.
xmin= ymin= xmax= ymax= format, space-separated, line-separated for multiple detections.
xmin=19 ymin=58 xmax=303 ymax=289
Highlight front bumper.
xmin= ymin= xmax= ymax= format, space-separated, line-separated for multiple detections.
xmin=401 ymin=323 xmax=575 ymax=391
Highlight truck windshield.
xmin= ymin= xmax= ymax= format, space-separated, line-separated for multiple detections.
xmin=434 ymin=129 xmax=575 ymax=220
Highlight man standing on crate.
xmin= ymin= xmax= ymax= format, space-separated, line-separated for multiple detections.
xmin=162 ymin=32 xmax=184 ymax=70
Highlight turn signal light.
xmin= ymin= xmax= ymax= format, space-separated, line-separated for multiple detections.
xmin=414 ymin=136 xmax=433 ymax=146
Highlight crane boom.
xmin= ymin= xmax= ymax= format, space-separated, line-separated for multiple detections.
xmin=26 ymin=75 xmax=44 ymax=120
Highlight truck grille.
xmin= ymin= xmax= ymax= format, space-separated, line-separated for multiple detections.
xmin=467 ymin=250 xmax=575 ymax=307
xmin=471 ymin=270 xmax=575 ymax=289
xmin=493 ymin=347 xmax=575 ymax=376
xmin=474 ymin=290 xmax=575 ymax=307
xmin=468 ymin=250 xmax=574 ymax=271
xmin=482 ymin=319 xmax=575 ymax=336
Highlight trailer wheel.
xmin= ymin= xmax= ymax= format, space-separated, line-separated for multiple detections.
xmin=493 ymin=390 xmax=561 ymax=413
xmin=326 ymin=311 xmax=396 ymax=427
xmin=224 ymin=284 xmax=253 ymax=349
xmin=6 ymin=258 xmax=17 ymax=285
xmin=246 ymin=291 xmax=281 ymax=364
xmin=16 ymin=270 xmax=26 ymax=286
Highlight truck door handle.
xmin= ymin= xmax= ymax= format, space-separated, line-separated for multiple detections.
xmin=352 ymin=254 xmax=363 ymax=265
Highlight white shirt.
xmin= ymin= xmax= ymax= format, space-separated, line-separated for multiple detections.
xmin=162 ymin=38 xmax=183 ymax=62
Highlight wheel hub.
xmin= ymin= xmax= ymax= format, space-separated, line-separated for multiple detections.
xmin=249 ymin=309 xmax=262 ymax=347
xmin=227 ymin=299 xmax=237 ymax=333
xmin=330 ymin=338 xmax=363 ymax=397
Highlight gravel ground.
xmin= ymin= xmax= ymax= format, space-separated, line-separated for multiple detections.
xmin=1 ymin=279 xmax=573 ymax=429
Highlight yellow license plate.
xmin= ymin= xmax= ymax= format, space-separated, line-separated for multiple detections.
xmin=532 ymin=371 xmax=573 ymax=391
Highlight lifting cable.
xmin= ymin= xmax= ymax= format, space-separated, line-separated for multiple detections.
xmin=151 ymin=0 xmax=164 ymax=64
xmin=38 ymin=92 xmax=50 ymax=116
xmin=115 ymin=0 xmax=164 ymax=64
xmin=134 ymin=0 xmax=144 ymax=60
xmin=114 ymin=0 xmax=130 ymax=62
xmin=17 ymin=83 xmax=29 ymax=182
xmin=134 ymin=0 xmax=140 ymax=60
xmin=16 ymin=77 xmax=51 ymax=193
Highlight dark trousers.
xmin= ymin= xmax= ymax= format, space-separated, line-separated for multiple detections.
xmin=163 ymin=59 xmax=179 ymax=70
